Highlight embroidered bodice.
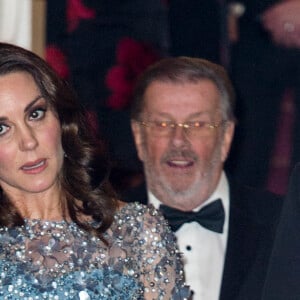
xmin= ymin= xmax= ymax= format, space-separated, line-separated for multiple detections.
xmin=0 ymin=202 xmax=190 ymax=299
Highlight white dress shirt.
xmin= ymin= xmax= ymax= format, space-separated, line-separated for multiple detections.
xmin=149 ymin=172 xmax=230 ymax=300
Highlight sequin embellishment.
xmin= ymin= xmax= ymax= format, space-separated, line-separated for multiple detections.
xmin=0 ymin=203 xmax=190 ymax=299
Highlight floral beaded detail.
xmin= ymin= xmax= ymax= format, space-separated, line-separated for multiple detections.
xmin=0 ymin=202 xmax=190 ymax=299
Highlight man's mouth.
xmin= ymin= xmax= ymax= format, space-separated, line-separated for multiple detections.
xmin=167 ymin=159 xmax=194 ymax=168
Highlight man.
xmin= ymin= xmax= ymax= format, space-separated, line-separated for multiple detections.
xmin=130 ymin=57 xmax=282 ymax=299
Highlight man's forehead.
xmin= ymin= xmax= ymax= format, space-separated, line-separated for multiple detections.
xmin=143 ymin=80 xmax=221 ymax=114
xmin=147 ymin=78 xmax=218 ymax=88
xmin=143 ymin=110 xmax=221 ymax=120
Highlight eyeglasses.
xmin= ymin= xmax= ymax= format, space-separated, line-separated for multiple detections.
xmin=138 ymin=120 xmax=227 ymax=137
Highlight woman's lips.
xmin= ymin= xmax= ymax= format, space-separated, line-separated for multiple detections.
xmin=21 ymin=159 xmax=47 ymax=174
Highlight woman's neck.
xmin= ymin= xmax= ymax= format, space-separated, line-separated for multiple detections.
xmin=5 ymin=186 xmax=68 ymax=221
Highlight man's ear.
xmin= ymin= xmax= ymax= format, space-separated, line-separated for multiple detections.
xmin=221 ymin=121 xmax=235 ymax=162
xmin=131 ymin=120 xmax=145 ymax=162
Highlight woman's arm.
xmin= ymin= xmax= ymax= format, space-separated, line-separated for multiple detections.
xmin=137 ymin=205 xmax=191 ymax=299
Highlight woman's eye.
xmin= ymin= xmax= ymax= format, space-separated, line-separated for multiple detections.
xmin=0 ymin=124 xmax=10 ymax=136
xmin=29 ymin=108 xmax=46 ymax=121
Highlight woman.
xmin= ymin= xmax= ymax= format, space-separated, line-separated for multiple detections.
xmin=0 ymin=42 xmax=190 ymax=299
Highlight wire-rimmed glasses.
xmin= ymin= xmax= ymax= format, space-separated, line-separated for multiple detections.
xmin=137 ymin=120 xmax=227 ymax=137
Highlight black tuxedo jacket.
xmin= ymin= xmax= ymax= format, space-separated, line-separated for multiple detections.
xmin=222 ymin=178 xmax=282 ymax=300
xmin=262 ymin=163 xmax=300 ymax=299
xmin=121 ymin=175 xmax=282 ymax=300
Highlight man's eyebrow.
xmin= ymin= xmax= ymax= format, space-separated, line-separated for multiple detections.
xmin=24 ymin=95 xmax=45 ymax=113
xmin=148 ymin=111 xmax=214 ymax=119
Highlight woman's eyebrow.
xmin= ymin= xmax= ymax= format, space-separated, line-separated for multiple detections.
xmin=0 ymin=96 xmax=45 ymax=121
xmin=24 ymin=95 xmax=44 ymax=113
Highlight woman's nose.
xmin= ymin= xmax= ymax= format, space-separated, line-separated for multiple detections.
xmin=19 ymin=125 xmax=38 ymax=151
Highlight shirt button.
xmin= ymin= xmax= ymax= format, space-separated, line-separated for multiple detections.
xmin=186 ymin=245 xmax=192 ymax=251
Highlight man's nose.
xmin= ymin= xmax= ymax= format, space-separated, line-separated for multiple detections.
xmin=169 ymin=124 xmax=190 ymax=147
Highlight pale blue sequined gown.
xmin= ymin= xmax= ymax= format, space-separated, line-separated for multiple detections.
xmin=0 ymin=202 xmax=189 ymax=299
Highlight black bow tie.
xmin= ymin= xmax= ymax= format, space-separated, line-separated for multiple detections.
xmin=160 ymin=199 xmax=225 ymax=233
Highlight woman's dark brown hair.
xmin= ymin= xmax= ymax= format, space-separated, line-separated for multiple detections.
xmin=0 ymin=42 xmax=117 ymax=237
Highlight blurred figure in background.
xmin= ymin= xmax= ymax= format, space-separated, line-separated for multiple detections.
xmin=262 ymin=163 xmax=300 ymax=299
xmin=228 ymin=0 xmax=300 ymax=192
xmin=262 ymin=0 xmax=300 ymax=49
